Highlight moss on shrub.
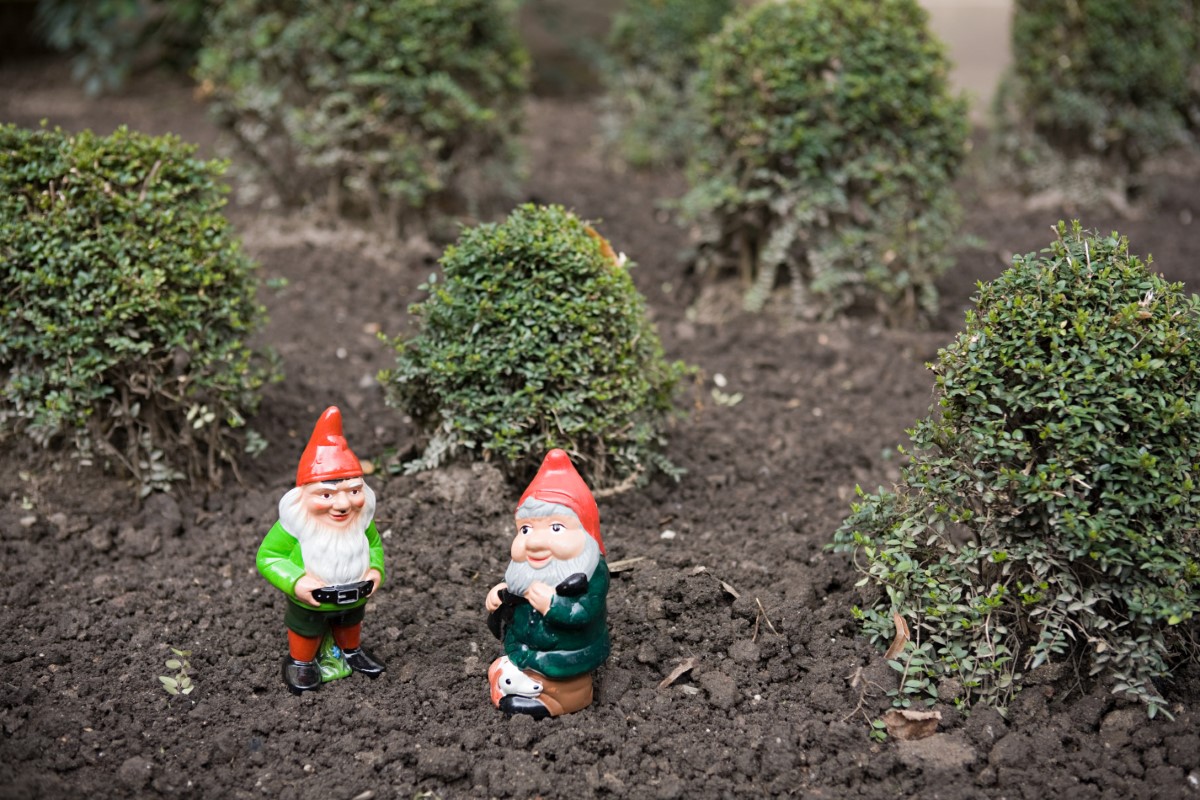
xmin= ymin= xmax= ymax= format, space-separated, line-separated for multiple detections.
xmin=0 ymin=124 xmax=275 ymax=492
xmin=681 ymin=0 xmax=968 ymax=324
xmin=833 ymin=222 xmax=1200 ymax=717
xmin=381 ymin=204 xmax=691 ymax=488
xmin=194 ymin=0 xmax=529 ymax=233
xmin=600 ymin=0 xmax=733 ymax=169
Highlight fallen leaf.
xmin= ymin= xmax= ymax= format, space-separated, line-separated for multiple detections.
xmin=884 ymin=612 xmax=910 ymax=660
xmin=658 ymin=657 xmax=699 ymax=690
xmin=882 ymin=708 xmax=941 ymax=741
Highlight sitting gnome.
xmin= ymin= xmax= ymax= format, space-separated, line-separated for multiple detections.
xmin=485 ymin=449 xmax=610 ymax=718
xmin=257 ymin=406 xmax=386 ymax=694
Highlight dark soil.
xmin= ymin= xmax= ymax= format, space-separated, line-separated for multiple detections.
xmin=3 ymin=54 xmax=1200 ymax=800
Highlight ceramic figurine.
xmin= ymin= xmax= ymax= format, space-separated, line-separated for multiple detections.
xmin=257 ymin=406 xmax=386 ymax=694
xmin=485 ymin=449 xmax=610 ymax=718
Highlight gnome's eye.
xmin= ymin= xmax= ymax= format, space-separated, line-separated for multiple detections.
xmin=550 ymin=523 xmax=564 ymax=533
xmin=519 ymin=525 xmax=531 ymax=536
xmin=321 ymin=492 xmax=333 ymax=500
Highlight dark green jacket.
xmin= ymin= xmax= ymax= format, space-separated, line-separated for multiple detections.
xmin=256 ymin=519 xmax=385 ymax=612
xmin=504 ymin=559 xmax=610 ymax=679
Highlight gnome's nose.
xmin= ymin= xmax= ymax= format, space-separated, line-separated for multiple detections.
xmin=526 ymin=528 xmax=552 ymax=552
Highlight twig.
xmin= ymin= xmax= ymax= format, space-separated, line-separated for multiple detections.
xmin=755 ymin=597 xmax=778 ymax=636
xmin=593 ymin=465 xmax=644 ymax=499
xmin=138 ymin=159 xmax=163 ymax=203
xmin=607 ymin=556 xmax=646 ymax=573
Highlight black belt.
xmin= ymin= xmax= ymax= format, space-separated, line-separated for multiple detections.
xmin=312 ymin=579 xmax=374 ymax=606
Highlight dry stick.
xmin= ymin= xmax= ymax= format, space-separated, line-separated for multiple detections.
xmin=755 ymin=597 xmax=778 ymax=635
xmin=137 ymin=159 xmax=163 ymax=203
xmin=593 ymin=465 xmax=644 ymax=499
xmin=609 ymin=556 xmax=648 ymax=575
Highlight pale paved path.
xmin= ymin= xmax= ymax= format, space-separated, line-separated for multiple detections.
xmin=920 ymin=0 xmax=1013 ymax=121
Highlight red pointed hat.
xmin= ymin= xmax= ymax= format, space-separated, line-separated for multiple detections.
xmin=518 ymin=449 xmax=604 ymax=555
xmin=295 ymin=406 xmax=363 ymax=486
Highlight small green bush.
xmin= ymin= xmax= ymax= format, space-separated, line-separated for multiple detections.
xmin=381 ymin=203 xmax=691 ymax=487
xmin=194 ymin=0 xmax=529 ymax=234
xmin=600 ymin=0 xmax=734 ymax=169
xmin=832 ymin=222 xmax=1200 ymax=717
xmin=0 ymin=124 xmax=275 ymax=492
xmin=681 ymin=0 xmax=968 ymax=324
xmin=36 ymin=0 xmax=209 ymax=96
xmin=992 ymin=0 xmax=1194 ymax=199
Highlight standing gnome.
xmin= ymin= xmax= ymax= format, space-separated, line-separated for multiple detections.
xmin=257 ymin=406 xmax=386 ymax=694
xmin=485 ymin=449 xmax=610 ymax=718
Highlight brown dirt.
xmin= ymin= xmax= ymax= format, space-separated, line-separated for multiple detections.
xmin=3 ymin=53 xmax=1200 ymax=800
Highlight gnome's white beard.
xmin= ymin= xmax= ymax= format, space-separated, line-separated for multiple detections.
xmin=278 ymin=485 xmax=376 ymax=585
xmin=505 ymin=536 xmax=601 ymax=597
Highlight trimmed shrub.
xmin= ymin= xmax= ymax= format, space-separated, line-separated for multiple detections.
xmin=381 ymin=203 xmax=691 ymax=488
xmin=194 ymin=0 xmax=529 ymax=234
xmin=992 ymin=0 xmax=1194 ymax=200
xmin=832 ymin=222 xmax=1200 ymax=717
xmin=0 ymin=124 xmax=276 ymax=492
xmin=681 ymin=0 xmax=968 ymax=324
xmin=35 ymin=0 xmax=209 ymax=96
xmin=600 ymin=0 xmax=734 ymax=169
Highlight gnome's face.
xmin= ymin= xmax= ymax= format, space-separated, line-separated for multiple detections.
xmin=300 ymin=477 xmax=367 ymax=530
xmin=511 ymin=514 xmax=588 ymax=568
xmin=504 ymin=509 xmax=601 ymax=597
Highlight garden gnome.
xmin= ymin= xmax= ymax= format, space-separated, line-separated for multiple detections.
xmin=257 ymin=406 xmax=386 ymax=694
xmin=485 ymin=449 xmax=610 ymax=718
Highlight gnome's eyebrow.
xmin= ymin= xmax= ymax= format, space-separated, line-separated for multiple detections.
xmin=316 ymin=478 xmax=358 ymax=488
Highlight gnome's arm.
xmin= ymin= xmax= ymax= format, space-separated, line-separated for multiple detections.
xmin=256 ymin=521 xmax=305 ymax=598
xmin=543 ymin=561 xmax=609 ymax=629
xmin=364 ymin=520 xmax=385 ymax=588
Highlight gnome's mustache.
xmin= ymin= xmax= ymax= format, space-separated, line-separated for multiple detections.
xmin=505 ymin=536 xmax=600 ymax=597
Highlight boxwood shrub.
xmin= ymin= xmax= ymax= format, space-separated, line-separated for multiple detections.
xmin=681 ymin=0 xmax=968 ymax=323
xmin=194 ymin=0 xmax=529 ymax=233
xmin=992 ymin=0 xmax=1194 ymax=200
xmin=0 ymin=124 xmax=275 ymax=492
xmin=833 ymin=222 xmax=1200 ymax=717
xmin=600 ymin=0 xmax=733 ymax=169
xmin=381 ymin=203 xmax=690 ymax=487
xmin=35 ymin=0 xmax=209 ymax=96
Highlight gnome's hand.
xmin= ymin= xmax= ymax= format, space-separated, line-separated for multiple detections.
xmin=363 ymin=568 xmax=382 ymax=595
xmin=293 ymin=575 xmax=325 ymax=607
xmin=485 ymin=582 xmax=509 ymax=612
xmin=524 ymin=581 xmax=554 ymax=615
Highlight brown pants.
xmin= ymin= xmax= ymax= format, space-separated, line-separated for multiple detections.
xmin=529 ymin=670 xmax=593 ymax=716
xmin=489 ymin=659 xmax=594 ymax=716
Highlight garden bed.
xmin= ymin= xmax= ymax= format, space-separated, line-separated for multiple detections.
xmin=1 ymin=56 xmax=1199 ymax=799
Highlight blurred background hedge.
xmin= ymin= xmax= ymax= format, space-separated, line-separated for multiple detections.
xmin=193 ymin=0 xmax=530 ymax=235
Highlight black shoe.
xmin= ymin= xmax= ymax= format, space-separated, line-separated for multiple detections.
xmin=499 ymin=695 xmax=552 ymax=720
xmin=343 ymin=647 xmax=385 ymax=678
xmin=282 ymin=657 xmax=321 ymax=694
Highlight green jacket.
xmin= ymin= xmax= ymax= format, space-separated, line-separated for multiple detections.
xmin=504 ymin=559 xmax=610 ymax=680
xmin=256 ymin=519 xmax=385 ymax=612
